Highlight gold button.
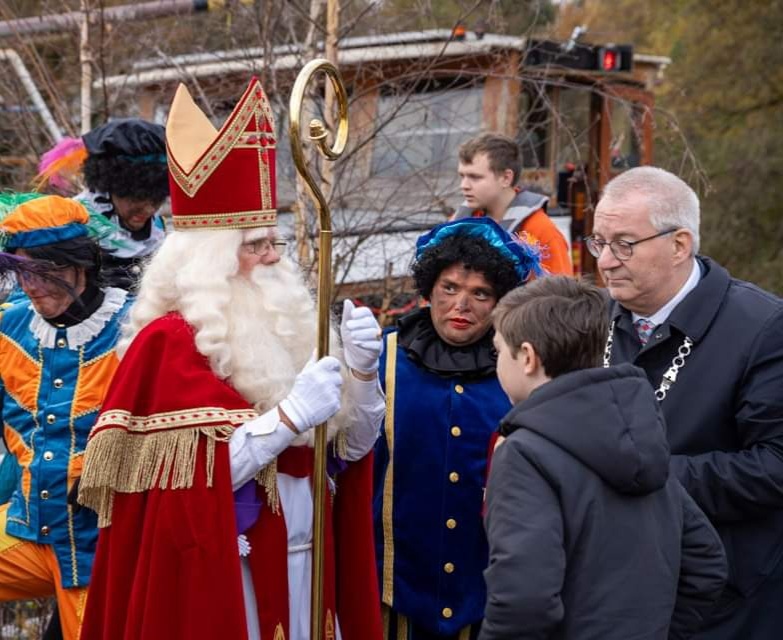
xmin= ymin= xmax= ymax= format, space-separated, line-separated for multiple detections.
xmin=40 ymin=490 xmax=49 ymax=499
xmin=56 ymin=338 xmax=66 ymax=348
xmin=446 ymin=518 xmax=457 ymax=529
xmin=40 ymin=525 xmax=50 ymax=536
xmin=53 ymin=378 xmax=63 ymax=389
xmin=442 ymin=607 xmax=453 ymax=619
xmin=454 ymin=384 xmax=464 ymax=394
xmin=43 ymin=451 xmax=54 ymax=461
xmin=444 ymin=562 xmax=455 ymax=573
xmin=451 ymin=426 xmax=461 ymax=437
xmin=449 ymin=471 xmax=459 ymax=483
xmin=46 ymin=414 xmax=56 ymax=424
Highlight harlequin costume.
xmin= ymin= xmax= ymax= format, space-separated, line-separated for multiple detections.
xmin=374 ymin=218 xmax=540 ymax=639
xmin=0 ymin=194 xmax=131 ymax=640
xmin=78 ymin=77 xmax=384 ymax=640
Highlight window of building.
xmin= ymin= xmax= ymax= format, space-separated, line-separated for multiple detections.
xmin=370 ymin=80 xmax=483 ymax=178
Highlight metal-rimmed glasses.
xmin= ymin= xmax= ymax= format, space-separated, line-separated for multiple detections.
xmin=241 ymin=238 xmax=288 ymax=257
xmin=585 ymin=228 xmax=678 ymax=261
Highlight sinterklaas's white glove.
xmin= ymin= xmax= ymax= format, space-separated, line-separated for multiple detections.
xmin=279 ymin=356 xmax=343 ymax=433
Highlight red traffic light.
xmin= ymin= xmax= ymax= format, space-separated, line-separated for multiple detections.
xmin=602 ymin=49 xmax=618 ymax=70
xmin=598 ymin=47 xmax=623 ymax=71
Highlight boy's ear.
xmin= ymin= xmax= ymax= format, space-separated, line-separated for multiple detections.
xmin=520 ymin=341 xmax=539 ymax=375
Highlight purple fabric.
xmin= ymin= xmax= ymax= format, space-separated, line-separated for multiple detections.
xmin=233 ymin=449 xmax=347 ymax=534
xmin=234 ymin=480 xmax=263 ymax=535
xmin=327 ymin=449 xmax=348 ymax=477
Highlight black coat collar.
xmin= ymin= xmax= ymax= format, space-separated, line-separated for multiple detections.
xmin=611 ymin=256 xmax=731 ymax=344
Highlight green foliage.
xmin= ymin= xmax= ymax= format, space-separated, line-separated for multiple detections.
xmin=372 ymin=0 xmax=555 ymax=34
xmin=565 ymin=0 xmax=783 ymax=293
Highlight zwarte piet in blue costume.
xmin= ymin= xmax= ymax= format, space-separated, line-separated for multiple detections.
xmin=374 ymin=217 xmax=540 ymax=639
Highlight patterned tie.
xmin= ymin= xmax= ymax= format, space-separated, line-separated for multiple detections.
xmin=634 ymin=318 xmax=655 ymax=346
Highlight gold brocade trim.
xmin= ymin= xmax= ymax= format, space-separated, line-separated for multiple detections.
xmin=382 ymin=605 xmax=390 ymax=640
xmin=171 ymin=209 xmax=277 ymax=231
xmin=93 ymin=407 xmax=258 ymax=434
xmin=272 ymin=623 xmax=285 ymax=640
xmin=381 ymin=332 xmax=398 ymax=605
xmin=168 ymin=80 xmax=277 ymax=198
xmin=325 ymin=609 xmax=335 ymax=640
xmin=397 ymin=611 xmax=408 ymax=640
xmin=67 ymin=346 xmax=84 ymax=586
xmin=79 ymin=422 xmax=237 ymax=527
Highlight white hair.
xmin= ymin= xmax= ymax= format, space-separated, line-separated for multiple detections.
xmin=601 ymin=166 xmax=701 ymax=254
xmin=120 ymin=227 xmax=351 ymax=445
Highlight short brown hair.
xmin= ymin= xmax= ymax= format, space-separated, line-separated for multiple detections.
xmin=492 ymin=276 xmax=608 ymax=378
xmin=459 ymin=133 xmax=521 ymax=184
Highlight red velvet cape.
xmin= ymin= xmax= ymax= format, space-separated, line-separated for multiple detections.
xmin=79 ymin=313 xmax=382 ymax=640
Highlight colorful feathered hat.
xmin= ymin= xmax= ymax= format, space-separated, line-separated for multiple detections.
xmin=415 ymin=217 xmax=543 ymax=282
xmin=165 ymin=76 xmax=277 ymax=230
xmin=0 ymin=191 xmax=123 ymax=250
xmin=0 ymin=192 xmax=109 ymax=282
xmin=36 ymin=119 xmax=168 ymax=200
xmin=1 ymin=193 xmax=91 ymax=249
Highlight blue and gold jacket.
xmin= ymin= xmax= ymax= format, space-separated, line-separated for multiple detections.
xmin=0 ymin=288 xmax=131 ymax=588
xmin=373 ymin=311 xmax=511 ymax=636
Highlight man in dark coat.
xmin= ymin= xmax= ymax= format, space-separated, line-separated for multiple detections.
xmin=481 ymin=276 xmax=727 ymax=640
xmin=592 ymin=166 xmax=783 ymax=638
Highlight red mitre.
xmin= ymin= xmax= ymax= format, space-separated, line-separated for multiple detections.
xmin=166 ymin=77 xmax=277 ymax=230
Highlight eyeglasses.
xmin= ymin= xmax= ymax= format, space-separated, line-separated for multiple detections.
xmin=241 ymin=238 xmax=287 ymax=257
xmin=585 ymin=228 xmax=678 ymax=261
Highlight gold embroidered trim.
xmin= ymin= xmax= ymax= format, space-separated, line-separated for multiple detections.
xmin=67 ymin=347 xmax=84 ymax=586
xmin=325 ymin=609 xmax=335 ymax=640
xmin=381 ymin=332 xmax=397 ymax=605
xmin=168 ymin=79 xmax=277 ymax=198
xmin=92 ymin=407 xmax=258 ymax=434
xmin=79 ymin=423 xmax=236 ymax=527
xmin=171 ymin=209 xmax=277 ymax=231
xmin=272 ymin=623 xmax=285 ymax=640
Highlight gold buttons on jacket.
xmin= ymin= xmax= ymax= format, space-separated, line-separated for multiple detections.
xmin=46 ymin=414 xmax=56 ymax=424
xmin=56 ymin=338 xmax=66 ymax=348
xmin=40 ymin=525 xmax=50 ymax=536
xmin=454 ymin=384 xmax=464 ymax=394
xmin=446 ymin=518 xmax=457 ymax=529
xmin=442 ymin=608 xmax=453 ymax=619
xmin=444 ymin=562 xmax=455 ymax=573
xmin=450 ymin=426 xmax=461 ymax=437
xmin=40 ymin=490 xmax=49 ymax=500
xmin=449 ymin=471 xmax=460 ymax=483
xmin=53 ymin=378 xmax=63 ymax=389
xmin=43 ymin=451 xmax=54 ymax=461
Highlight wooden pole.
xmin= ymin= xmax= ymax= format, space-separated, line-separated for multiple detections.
xmin=79 ymin=0 xmax=92 ymax=133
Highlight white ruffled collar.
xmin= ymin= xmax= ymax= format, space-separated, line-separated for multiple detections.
xmin=29 ymin=287 xmax=128 ymax=350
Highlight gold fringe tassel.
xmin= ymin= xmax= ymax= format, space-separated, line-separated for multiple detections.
xmin=79 ymin=425 xmax=234 ymax=527
xmin=256 ymin=458 xmax=280 ymax=514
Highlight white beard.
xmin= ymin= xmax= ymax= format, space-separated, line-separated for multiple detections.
xmin=220 ymin=260 xmax=346 ymax=447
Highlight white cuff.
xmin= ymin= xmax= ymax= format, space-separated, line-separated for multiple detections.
xmin=342 ymin=374 xmax=385 ymax=461
xmin=228 ymin=408 xmax=297 ymax=490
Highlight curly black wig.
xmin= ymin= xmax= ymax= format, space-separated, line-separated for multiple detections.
xmin=412 ymin=232 xmax=521 ymax=300
xmin=82 ymin=155 xmax=169 ymax=203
